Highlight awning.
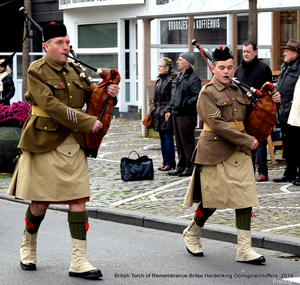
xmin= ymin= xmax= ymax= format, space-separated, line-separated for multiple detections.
xmin=138 ymin=0 xmax=300 ymax=19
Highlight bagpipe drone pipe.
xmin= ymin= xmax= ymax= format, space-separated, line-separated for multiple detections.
xmin=192 ymin=39 xmax=278 ymax=153
xmin=19 ymin=7 xmax=121 ymax=158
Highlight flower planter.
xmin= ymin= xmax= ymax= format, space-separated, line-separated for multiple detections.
xmin=0 ymin=127 xmax=22 ymax=173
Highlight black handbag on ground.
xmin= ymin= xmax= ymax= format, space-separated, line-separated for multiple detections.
xmin=120 ymin=150 xmax=154 ymax=181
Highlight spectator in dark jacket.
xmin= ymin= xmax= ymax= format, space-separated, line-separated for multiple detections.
xmin=166 ymin=52 xmax=201 ymax=177
xmin=153 ymin=57 xmax=177 ymax=171
xmin=234 ymin=42 xmax=274 ymax=182
xmin=273 ymin=39 xmax=300 ymax=184
xmin=0 ymin=59 xmax=15 ymax=106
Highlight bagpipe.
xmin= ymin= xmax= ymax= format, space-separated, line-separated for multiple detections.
xmin=19 ymin=7 xmax=121 ymax=158
xmin=66 ymin=51 xmax=121 ymax=158
xmin=192 ymin=39 xmax=278 ymax=152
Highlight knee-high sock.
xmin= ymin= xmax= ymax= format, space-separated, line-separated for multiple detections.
xmin=235 ymin=207 xmax=252 ymax=230
xmin=194 ymin=203 xmax=215 ymax=227
xmin=25 ymin=206 xmax=45 ymax=235
xmin=68 ymin=211 xmax=89 ymax=240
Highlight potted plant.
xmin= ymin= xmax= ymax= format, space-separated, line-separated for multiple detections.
xmin=0 ymin=101 xmax=30 ymax=173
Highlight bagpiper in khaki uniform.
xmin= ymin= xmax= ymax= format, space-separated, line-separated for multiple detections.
xmin=182 ymin=46 xmax=266 ymax=264
xmin=7 ymin=21 xmax=119 ymax=279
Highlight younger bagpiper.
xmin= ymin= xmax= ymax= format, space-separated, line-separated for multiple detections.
xmin=183 ymin=46 xmax=265 ymax=264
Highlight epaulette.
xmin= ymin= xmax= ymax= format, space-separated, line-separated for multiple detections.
xmin=29 ymin=57 xmax=47 ymax=70
xmin=203 ymin=81 xmax=213 ymax=89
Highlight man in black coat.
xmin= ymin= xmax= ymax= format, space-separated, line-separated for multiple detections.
xmin=234 ymin=42 xmax=274 ymax=182
xmin=273 ymin=39 xmax=300 ymax=185
xmin=165 ymin=52 xmax=201 ymax=177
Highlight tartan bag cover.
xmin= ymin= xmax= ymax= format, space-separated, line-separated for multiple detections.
xmin=85 ymin=69 xmax=121 ymax=158
xmin=245 ymin=82 xmax=277 ymax=152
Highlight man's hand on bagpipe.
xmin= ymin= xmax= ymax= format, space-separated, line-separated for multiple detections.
xmin=107 ymin=83 xmax=120 ymax=98
xmin=91 ymin=120 xmax=103 ymax=134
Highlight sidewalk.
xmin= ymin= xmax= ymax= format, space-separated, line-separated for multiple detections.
xmin=0 ymin=118 xmax=299 ymax=256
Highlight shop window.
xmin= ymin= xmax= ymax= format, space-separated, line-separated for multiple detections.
xmin=237 ymin=16 xmax=248 ymax=45
xmin=163 ymin=52 xmax=208 ymax=80
xmin=125 ymin=82 xmax=130 ymax=102
xmin=125 ymin=20 xmax=130 ymax=50
xmin=161 ymin=17 xmax=227 ymax=45
xmin=78 ymin=23 xmax=118 ymax=48
xmin=77 ymin=54 xmax=118 ymax=79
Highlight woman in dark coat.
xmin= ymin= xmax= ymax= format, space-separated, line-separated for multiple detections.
xmin=0 ymin=59 xmax=15 ymax=106
xmin=152 ymin=57 xmax=177 ymax=171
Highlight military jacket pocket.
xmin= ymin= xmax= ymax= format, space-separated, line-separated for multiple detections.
xmin=205 ymin=131 xmax=224 ymax=142
xmin=236 ymin=96 xmax=251 ymax=106
xmin=223 ymin=151 xmax=249 ymax=182
xmin=56 ymin=142 xmax=80 ymax=158
xmin=45 ymin=79 xmax=66 ymax=102
xmin=215 ymin=95 xmax=232 ymax=107
xmin=34 ymin=117 xmax=58 ymax=132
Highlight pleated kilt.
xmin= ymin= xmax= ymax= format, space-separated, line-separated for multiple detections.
xmin=8 ymin=134 xmax=90 ymax=203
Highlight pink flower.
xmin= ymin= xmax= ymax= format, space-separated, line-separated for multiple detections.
xmin=0 ymin=101 xmax=30 ymax=128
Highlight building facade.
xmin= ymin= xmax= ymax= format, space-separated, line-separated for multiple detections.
xmin=1 ymin=0 xmax=299 ymax=120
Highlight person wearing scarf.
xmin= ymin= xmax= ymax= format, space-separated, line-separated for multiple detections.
xmin=0 ymin=59 xmax=15 ymax=106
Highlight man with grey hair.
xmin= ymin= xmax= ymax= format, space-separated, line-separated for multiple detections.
xmin=273 ymin=39 xmax=300 ymax=185
xmin=166 ymin=51 xmax=201 ymax=176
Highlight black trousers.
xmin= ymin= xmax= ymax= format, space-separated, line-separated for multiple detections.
xmin=280 ymin=120 xmax=300 ymax=179
xmin=173 ymin=114 xmax=197 ymax=172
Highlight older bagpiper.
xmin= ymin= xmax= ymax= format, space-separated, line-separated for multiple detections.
xmin=8 ymin=21 xmax=119 ymax=278
xmin=183 ymin=46 xmax=265 ymax=264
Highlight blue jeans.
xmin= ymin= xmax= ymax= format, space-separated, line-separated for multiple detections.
xmin=159 ymin=131 xmax=176 ymax=168
xmin=257 ymin=140 xmax=268 ymax=176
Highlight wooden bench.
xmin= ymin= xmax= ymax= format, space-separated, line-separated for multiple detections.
xmin=267 ymin=135 xmax=283 ymax=164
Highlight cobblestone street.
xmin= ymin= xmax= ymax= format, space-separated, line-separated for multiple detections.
xmin=0 ymin=118 xmax=299 ymax=239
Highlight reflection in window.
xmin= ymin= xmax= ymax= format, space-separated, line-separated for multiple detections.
xmin=237 ymin=16 xmax=248 ymax=45
xmin=78 ymin=23 xmax=118 ymax=48
xmin=126 ymin=82 xmax=130 ymax=102
xmin=163 ymin=52 xmax=208 ymax=80
xmin=78 ymin=54 xmax=118 ymax=79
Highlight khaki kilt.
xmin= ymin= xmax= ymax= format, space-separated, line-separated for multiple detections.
xmin=7 ymin=134 xmax=90 ymax=202
xmin=184 ymin=150 xmax=258 ymax=209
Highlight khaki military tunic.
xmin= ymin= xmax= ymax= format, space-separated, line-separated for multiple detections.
xmin=8 ymin=54 xmax=97 ymax=202
xmin=184 ymin=76 xmax=258 ymax=209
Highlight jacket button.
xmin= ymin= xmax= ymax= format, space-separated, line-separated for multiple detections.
xmin=70 ymin=96 xmax=72 ymax=99
xmin=214 ymin=137 xmax=217 ymax=140
xmin=44 ymin=127 xmax=47 ymax=130
xmin=68 ymin=83 xmax=71 ymax=86
xmin=234 ymin=109 xmax=237 ymax=112
xmin=233 ymin=98 xmax=235 ymax=100
xmin=68 ymin=152 xmax=71 ymax=155
xmin=55 ymin=85 xmax=57 ymax=88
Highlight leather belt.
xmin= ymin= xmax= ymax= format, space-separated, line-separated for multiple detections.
xmin=203 ymin=121 xmax=245 ymax=132
xmin=31 ymin=105 xmax=82 ymax=118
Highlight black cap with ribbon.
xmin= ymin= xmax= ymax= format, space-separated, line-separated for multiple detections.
xmin=43 ymin=21 xmax=67 ymax=42
xmin=212 ymin=46 xmax=233 ymax=62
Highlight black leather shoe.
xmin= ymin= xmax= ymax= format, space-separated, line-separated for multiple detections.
xmin=273 ymin=176 xmax=293 ymax=183
xmin=69 ymin=269 xmax=103 ymax=279
xmin=178 ymin=171 xmax=192 ymax=177
xmin=186 ymin=247 xmax=204 ymax=257
xmin=294 ymin=178 xmax=300 ymax=186
xmin=238 ymin=256 xmax=266 ymax=265
xmin=168 ymin=170 xmax=183 ymax=176
xmin=20 ymin=261 xmax=36 ymax=271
